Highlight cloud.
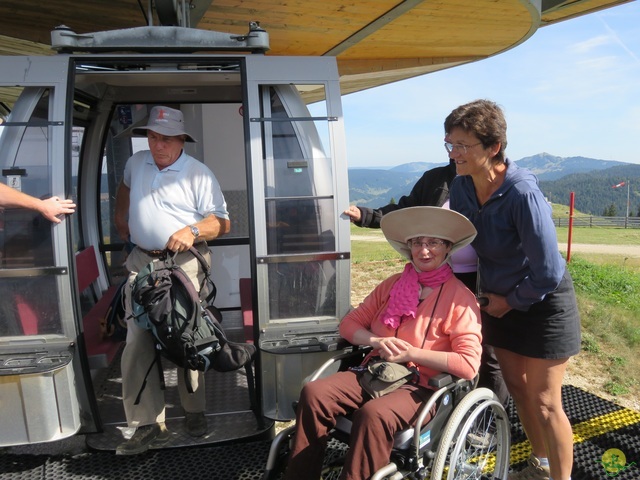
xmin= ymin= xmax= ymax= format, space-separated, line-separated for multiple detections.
xmin=597 ymin=14 xmax=640 ymax=63
xmin=568 ymin=34 xmax=612 ymax=54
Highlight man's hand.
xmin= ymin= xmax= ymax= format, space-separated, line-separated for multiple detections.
xmin=165 ymin=226 xmax=196 ymax=253
xmin=165 ymin=216 xmax=229 ymax=253
xmin=39 ymin=197 xmax=76 ymax=223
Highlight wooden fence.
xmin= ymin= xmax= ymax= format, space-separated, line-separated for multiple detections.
xmin=553 ymin=216 xmax=640 ymax=228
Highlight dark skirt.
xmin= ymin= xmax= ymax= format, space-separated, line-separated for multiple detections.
xmin=482 ymin=269 xmax=581 ymax=359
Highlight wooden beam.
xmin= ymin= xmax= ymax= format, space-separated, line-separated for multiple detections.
xmin=323 ymin=0 xmax=428 ymax=56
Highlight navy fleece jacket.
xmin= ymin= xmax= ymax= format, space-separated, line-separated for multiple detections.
xmin=450 ymin=159 xmax=566 ymax=311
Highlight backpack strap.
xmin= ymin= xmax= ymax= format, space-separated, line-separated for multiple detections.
xmin=133 ymin=344 xmax=166 ymax=405
xmin=165 ymin=247 xmax=217 ymax=306
xmin=189 ymin=246 xmax=217 ymax=306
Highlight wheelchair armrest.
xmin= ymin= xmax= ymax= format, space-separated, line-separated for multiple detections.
xmin=320 ymin=337 xmax=352 ymax=352
xmin=428 ymin=373 xmax=478 ymax=391
xmin=307 ymin=344 xmax=373 ymax=382
xmin=428 ymin=373 xmax=454 ymax=389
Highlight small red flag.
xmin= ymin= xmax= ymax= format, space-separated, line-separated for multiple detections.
xmin=612 ymin=181 xmax=626 ymax=188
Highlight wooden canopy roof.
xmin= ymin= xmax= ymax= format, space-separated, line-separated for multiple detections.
xmin=0 ymin=0 xmax=633 ymax=95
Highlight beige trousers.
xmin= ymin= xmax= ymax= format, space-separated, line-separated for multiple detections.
xmin=120 ymin=244 xmax=210 ymax=427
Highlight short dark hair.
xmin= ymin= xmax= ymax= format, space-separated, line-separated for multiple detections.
xmin=444 ymin=99 xmax=507 ymax=163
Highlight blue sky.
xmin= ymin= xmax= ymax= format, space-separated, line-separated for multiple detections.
xmin=341 ymin=1 xmax=640 ymax=169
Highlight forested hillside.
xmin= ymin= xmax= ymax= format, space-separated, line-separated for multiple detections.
xmin=515 ymin=153 xmax=627 ymax=181
xmin=347 ymin=168 xmax=426 ymax=206
xmin=348 ymin=155 xmax=640 ymax=215
xmin=539 ymin=164 xmax=640 ymax=216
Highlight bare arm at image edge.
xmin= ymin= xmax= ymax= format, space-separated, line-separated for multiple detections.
xmin=0 ymin=182 xmax=76 ymax=224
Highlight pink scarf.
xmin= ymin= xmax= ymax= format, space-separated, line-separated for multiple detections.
xmin=380 ymin=262 xmax=453 ymax=329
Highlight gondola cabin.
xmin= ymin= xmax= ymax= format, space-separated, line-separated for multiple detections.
xmin=0 ymin=22 xmax=350 ymax=449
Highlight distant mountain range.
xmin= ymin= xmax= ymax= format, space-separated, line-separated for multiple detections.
xmin=348 ymin=153 xmax=640 ymax=216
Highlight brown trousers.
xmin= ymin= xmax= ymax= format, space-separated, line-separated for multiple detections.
xmin=284 ymin=370 xmax=432 ymax=480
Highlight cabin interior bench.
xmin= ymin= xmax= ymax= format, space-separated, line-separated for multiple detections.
xmin=17 ymin=250 xmax=253 ymax=369
xmin=239 ymin=277 xmax=254 ymax=343
xmin=76 ymin=245 xmax=123 ymax=369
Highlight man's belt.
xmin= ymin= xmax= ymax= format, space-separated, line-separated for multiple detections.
xmin=137 ymin=247 xmax=167 ymax=258
xmin=137 ymin=243 xmax=208 ymax=258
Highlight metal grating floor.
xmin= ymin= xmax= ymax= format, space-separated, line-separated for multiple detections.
xmin=1 ymin=383 xmax=638 ymax=479
xmin=1 ymin=438 xmax=274 ymax=480
xmin=508 ymin=385 xmax=640 ymax=479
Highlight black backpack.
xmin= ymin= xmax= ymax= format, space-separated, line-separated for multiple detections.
xmin=131 ymin=248 xmax=256 ymax=386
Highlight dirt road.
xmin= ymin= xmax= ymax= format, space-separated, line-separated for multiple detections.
xmin=351 ymin=235 xmax=640 ymax=257
xmin=557 ymin=243 xmax=640 ymax=256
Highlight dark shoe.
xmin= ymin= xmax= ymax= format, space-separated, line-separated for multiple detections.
xmin=116 ymin=423 xmax=170 ymax=456
xmin=185 ymin=412 xmax=207 ymax=437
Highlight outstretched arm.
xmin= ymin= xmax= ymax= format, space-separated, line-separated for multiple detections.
xmin=0 ymin=183 xmax=76 ymax=223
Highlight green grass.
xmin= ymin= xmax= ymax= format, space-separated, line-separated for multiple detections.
xmin=352 ymin=213 xmax=640 ymax=246
xmin=568 ymin=257 xmax=640 ymax=319
xmin=550 ymin=202 xmax=640 ymax=245
xmin=555 ymin=226 xmax=640 ymax=245
xmin=566 ymin=256 xmax=640 ymax=398
xmin=350 ymin=223 xmax=640 ymax=405
xmin=350 ymin=223 xmax=387 ymax=238
xmin=350 ymin=241 xmax=397 ymax=264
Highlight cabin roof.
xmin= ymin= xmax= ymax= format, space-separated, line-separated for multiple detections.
xmin=0 ymin=0 xmax=633 ymax=96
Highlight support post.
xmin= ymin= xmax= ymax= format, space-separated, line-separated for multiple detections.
xmin=567 ymin=192 xmax=575 ymax=263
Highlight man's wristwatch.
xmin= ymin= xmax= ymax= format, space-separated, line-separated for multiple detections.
xmin=189 ymin=225 xmax=200 ymax=239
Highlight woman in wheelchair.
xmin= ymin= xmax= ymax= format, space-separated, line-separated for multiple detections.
xmin=283 ymin=207 xmax=483 ymax=480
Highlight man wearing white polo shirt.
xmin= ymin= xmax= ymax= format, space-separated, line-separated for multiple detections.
xmin=114 ymin=105 xmax=230 ymax=455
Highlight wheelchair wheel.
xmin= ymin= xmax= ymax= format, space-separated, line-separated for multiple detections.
xmin=430 ymin=387 xmax=510 ymax=480
xmin=320 ymin=457 xmax=344 ymax=480
xmin=320 ymin=437 xmax=349 ymax=479
xmin=262 ymin=426 xmax=295 ymax=480
xmin=263 ymin=431 xmax=348 ymax=480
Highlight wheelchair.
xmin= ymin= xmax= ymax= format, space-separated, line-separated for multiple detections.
xmin=263 ymin=346 xmax=511 ymax=480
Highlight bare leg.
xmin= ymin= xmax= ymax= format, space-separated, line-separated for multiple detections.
xmin=495 ymin=347 xmax=574 ymax=480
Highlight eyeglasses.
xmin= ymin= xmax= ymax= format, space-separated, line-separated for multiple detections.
xmin=408 ymin=238 xmax=448 ymax=250
xmin=444 ymin=141 xmax=482 ymax=154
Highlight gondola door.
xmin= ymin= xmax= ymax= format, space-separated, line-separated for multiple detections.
xmin=0 ymin=55 xmax=87 ymax=446
xmin=244 ymin=56 xmax=351 ymax=420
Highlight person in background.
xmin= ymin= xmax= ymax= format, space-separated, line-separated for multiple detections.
xmin=0 ymin=182 xmax=76 ymax=223
xmin=344 ymin=161 xmax=456 ymax=229
xmin=114 ymin=105 xmax=230 ymax=455
xmin=447 ymin=99 xmax=581 ymax=480
xmin=284 ymin=206 xmax=482 ymax=480
xmin=344 ymin=160 xmax=510 ymax=409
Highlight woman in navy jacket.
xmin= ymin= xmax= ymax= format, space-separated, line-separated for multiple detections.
xmin=447 ymin=99 xmax=580 ymax=480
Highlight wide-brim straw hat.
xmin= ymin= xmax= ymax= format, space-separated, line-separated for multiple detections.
xmin=132 ymin=105 xmax=197 ymax=142
xmin=380 ymin=206 xmax=477 ymax=261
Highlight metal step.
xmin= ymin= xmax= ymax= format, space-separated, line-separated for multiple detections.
xmin=86 ymin=344 xmax=272 ymax=451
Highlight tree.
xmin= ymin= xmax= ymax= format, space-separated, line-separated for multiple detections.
xmin=603 ymin=204 xmax=617 ymax=216
xmin=389 ymin=197 xmax=396 ymax=204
